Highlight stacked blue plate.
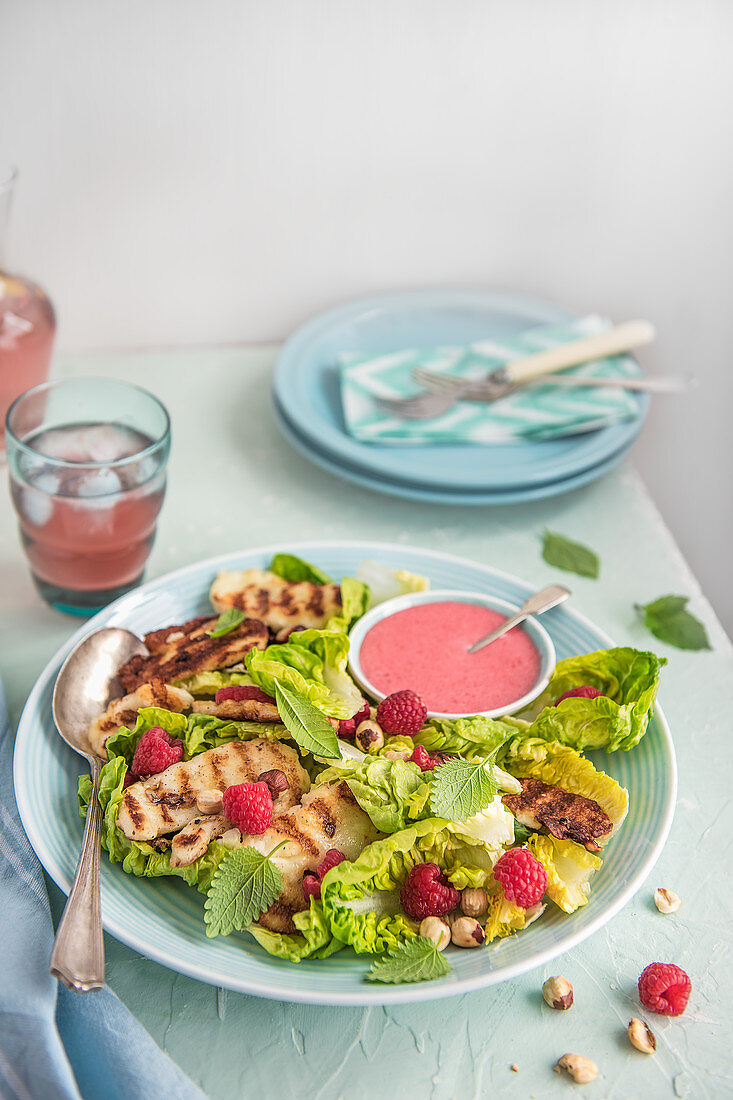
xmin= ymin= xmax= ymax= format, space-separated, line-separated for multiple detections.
xmin=272 ymin=289 xmax=648 ymax=505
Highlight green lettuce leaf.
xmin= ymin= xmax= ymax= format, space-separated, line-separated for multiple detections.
xmin=317 ymin=756 xmax=432 ymax=833
xmin=320 ymin=815 xmax=512 ymax=953
xmin=416 ymin=716 xmax=523 ymax=761
xmin=522 ymin=646 xmax=666 ymax=752
xmin=247 ymin=901 xmax=344 ymax=961
xmin=355 ymin=560 xmax=429 ymax=607
xmin=483 ymin=892 xmax=530 ymax=941
xmin=528 ymin=834 xmax=602 ymax=913
xmin=171 ymin=669 xmax=254 ymax=696
xmin=78 ymin=757 xmax=227 ymax=891
xmin=498 ymin=736 xmax=629 ymax=835
xmin=245 ymin=628 xmax=363 ymax=719
xmin=105 ymin=706 xmax=289 ymax=764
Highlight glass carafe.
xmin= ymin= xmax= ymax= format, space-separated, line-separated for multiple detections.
xmin=0 ymin=166 xmax=56 ymax=451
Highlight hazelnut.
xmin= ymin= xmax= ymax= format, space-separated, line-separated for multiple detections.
xmin=654 ymin=887 xmax=681 ymax=914
xmin=450 ymin=916 xmax=485 ymax=948
xmin=196 ymin=788 xmax=224 ymax=815
xmin=555 ymin=1054 xmax=598 ymax=1084
xmin=510 ymin=1064 xmax=519 ymax=1073
xmin=627 ymin=1018 xmax=656 ymax=1054
xmin=258 ymin=769 xmax=289 ymax=798
xmin=419 ymin=916 xmax=450 ymax=951
xmin=221 ymin=828 xmax=242 ymax=849
xmin=460 ymin=887 xmax=488 ymax=917
xmin=542 ymin=975 xmax=574 ymax=1010
xmin=355 ymin=719 xmax=384 ymax=753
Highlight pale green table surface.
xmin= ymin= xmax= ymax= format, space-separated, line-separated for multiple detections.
xmin=2 ymin=349 xmax=732 ymax=1100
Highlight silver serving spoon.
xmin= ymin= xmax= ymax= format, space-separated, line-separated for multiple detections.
xmin=50 ymin=627 xmax=147 ymax=992
xmin=468 ymin=585 xmax=571 ymax=654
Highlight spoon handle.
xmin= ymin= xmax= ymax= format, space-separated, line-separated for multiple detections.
xmin=50 ymin=757 xmax=105 ymax=992
xmin=467 ymin=585 xmax=571 ymax=654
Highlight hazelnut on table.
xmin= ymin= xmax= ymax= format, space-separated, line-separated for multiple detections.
xmin=542 ymin=975 xmax=574 ymax=1010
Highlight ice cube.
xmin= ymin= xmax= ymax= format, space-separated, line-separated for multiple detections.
xmin=74 ymin=467 xmax=123 ymax=498
xmin=82 ymin=424 xmax=138 ymax=463
xmin=20 ymin=484 xmax=55 ymax=527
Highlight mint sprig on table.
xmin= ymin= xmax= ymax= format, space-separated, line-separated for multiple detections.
xmin=274 ymin=682 xmax=341 ymax=758
xmin=429 ymin=755 xmax=499 ymax=821
xmin=542 ymin=530 xmax=600 ymax=579
xmin=637 ymin=595 xmax=711 ymax=651
xmin=204 ymin=842 xmax=286 ymax=938
xmin=206 ymin=607 xmax=246 ymax=638
xmin=366 ymin=937 xmax=452 ymax=984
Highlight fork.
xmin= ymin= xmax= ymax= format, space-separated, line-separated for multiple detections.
xmin=375 ymin=320 xmax=656 ymax=420
xmin=414 ymin=366 xmax=696 ymax=397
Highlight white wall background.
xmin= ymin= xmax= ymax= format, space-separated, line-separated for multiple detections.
xmin=2 ymin=0 xmax=731 ymax=628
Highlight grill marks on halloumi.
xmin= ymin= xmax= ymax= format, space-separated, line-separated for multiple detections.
xmin=88 ymin=679 xmax=194 ymax=757
xmin=117 ymin=739 xmax=309 ymax=842
xmin=210 ymin=569 xmax=342 ymax=634
xmin=116 ymin=615 xmax=269 ymax=693
xmin=502 ymin=777 xmax=612 ymax=852
xmin=240 ymin=780 xmax=379 ymax=934
xmin=191 ymin=698 xmax=280 ymax=723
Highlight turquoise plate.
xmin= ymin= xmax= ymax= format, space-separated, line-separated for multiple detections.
xmin=13 ymin=542 xmax=676 ymax=1006
xmin=272 ymin=290 xmax=648 ymax=493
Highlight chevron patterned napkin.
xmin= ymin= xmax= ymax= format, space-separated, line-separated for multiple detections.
xmin=339 ymin=315 xmax=641 ymax=444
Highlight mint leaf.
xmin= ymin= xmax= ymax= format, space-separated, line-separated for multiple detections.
xmin=274 ymin=682 xmax=340 ymax=758
xmin=269 ymin=553 xmax=332 ymax=585
xmin=637 ymin=595 xmax=711 ymax=651
xmin=204 ymin=843 xmax=285 ymax=938
xmin=207 ymin=607 xmax=246 ymax=638
xmin=429 ymin=757 xmax=498 ymax=821
xmin=366 ymin=937 xmax=452 ymax=984
xmin=542 ymin=530 xmax=600 ymax=579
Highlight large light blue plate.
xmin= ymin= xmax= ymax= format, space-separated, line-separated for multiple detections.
xmin=273 ymin=395 xmax=638 ymax=505
xmin=273 ymin=290 xmax=648 ymax=493
xmin=14 ymin=542 xmax=675 ymax=1006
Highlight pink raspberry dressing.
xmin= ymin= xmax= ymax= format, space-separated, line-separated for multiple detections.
xmin=359 ymin=600 xmax=542 ymax=714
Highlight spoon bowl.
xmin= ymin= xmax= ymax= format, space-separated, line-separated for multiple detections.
xmin=50 ymin=627 xmax=147 ymax=992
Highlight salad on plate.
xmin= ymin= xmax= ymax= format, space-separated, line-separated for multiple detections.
xmin=78 ymin=553 xmax=665 ymax=985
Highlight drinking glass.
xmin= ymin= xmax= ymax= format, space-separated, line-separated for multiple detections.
xmin=6 ymin=377 xmax=171 ymax=614
xmin=0 ymin=165 xmax=56 ymax=451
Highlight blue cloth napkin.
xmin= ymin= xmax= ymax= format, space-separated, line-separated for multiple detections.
xmin=0 ymin=678 xmax=207 ymax=1100
xmin=340 ymin=314 xmax=641 ymax=444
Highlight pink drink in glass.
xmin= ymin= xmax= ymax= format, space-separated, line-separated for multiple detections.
xmin=11 ymin=423 xmax=166 ymax=599
xmin=6 ymin=379 xmax=171 ymax=613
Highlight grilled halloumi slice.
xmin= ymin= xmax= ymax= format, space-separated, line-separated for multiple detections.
xmin=117 ymin=615 xmax=269 ymax=693
xmin=240 ymin=780 xmax=379 ymax=933
xmin=191 ymin=698 xmax=280 ymax=723
xmin=502 ymin=777 xmax=612 ymax=852
xmin=88 ymin=679 xmax=194 ymax=757
xmin=210 ymin=569 xmax=342 ymax=634
xmin=117 ymin=739 xmax=309 ymax=842
xmin=170 ymin=813 xmax=229 ymax=867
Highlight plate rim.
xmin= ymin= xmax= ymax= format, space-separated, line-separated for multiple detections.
xmin=13 ymin=540 xmax=677 ymax=1005
xmin=272 ymin=287 xmax=649 ymax=490
xmin=272 ymin=395 xmax=640 ymax=505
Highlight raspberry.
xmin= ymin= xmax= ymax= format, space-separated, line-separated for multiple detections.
xmin=410 ymin=745 xmax=440 ymax=772
xmin=302 ymin=873 xmax=321 ymax=902
xmin=400 ymin=862 xmax=460 ymax=920
xmin=215 ymin=684 xmax=275 ymax=705
xmin=222 ymin=781 xmax=273 ymax=835
xmin=638 ymin=962 xmax=691 ymax=1016
xmin=376 ymin=690 xmax=427 ymax=737
xmin=317 ymin=848 xmax=346 ymax=879
xmin=493 ymin=847 xmax=547 ymax=908
xmin=554 ymin=685 xmax=604 ymax=706
xmin=337 ymin=718 xmax=356 ymax=738
xmin=131 ymin=727 xmax=184 ymax=777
